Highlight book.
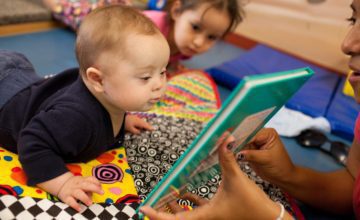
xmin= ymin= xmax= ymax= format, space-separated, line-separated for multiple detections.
xmin=138 ymin=67 xmax=314 ymax=213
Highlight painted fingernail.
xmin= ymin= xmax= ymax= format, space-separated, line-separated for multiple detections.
xmin=237 ymin=153 xmax=245 ymax=161
xmin=227 ymin=141 xmax=235 ymax=151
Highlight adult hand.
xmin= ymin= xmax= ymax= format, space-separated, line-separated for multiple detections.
xmin=139 ymin=136 xmax=290 ymax=220
xmin=239 ymin=128 xmax=296 ymax=187
xmin=125 ymin=115 xmax=154 ymax=134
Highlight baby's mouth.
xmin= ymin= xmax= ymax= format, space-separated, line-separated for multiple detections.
xmin=353 ymin=71 xmax=360 ymax=76
xmin=149 ymin=98 xmax=161 ymax=104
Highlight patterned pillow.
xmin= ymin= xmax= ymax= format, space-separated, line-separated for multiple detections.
xmin=0 ymin=145 xmax=139 ymax=204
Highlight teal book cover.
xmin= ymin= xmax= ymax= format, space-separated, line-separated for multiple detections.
xmin=138 ymin=67 xmax=314 ymax=213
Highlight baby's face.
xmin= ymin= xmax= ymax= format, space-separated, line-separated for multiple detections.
xmin=342 ymin=0 xmax=360 ymax=103
xmin=171 ymin=3 xmax=231 ymax=56
xmin=99 ymin=33 xmax=170 ymax=113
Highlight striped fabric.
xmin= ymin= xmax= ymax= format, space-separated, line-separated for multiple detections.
xmin=135 ymin=70 xmax=221 ymax=123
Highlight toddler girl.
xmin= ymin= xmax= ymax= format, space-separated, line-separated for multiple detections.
xmin=144 ymin=0 xmax=245 ymax=70
xmin=43 ymin=0 xmax=245 ymax=71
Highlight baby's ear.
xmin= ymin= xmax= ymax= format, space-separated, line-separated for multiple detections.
xmin=85 ymin=67 xmax=104 ymax=93
xmin=170 ymin=0 xmax=182 ymax=20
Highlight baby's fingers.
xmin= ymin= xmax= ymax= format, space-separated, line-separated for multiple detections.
xmin=85 ymin=176 xmax=102 ymax=186
xmin=129 ymin=127 xmax=141 ymax=134
xmin=73 ymin=189 xmax=93 ymax=207
xmin=132 ymin=119 xmax=153 ymax=131
xmin=140 ymin=121 xmax=154 ymax=131
xmin=81 ymin=180 xmax=104 ymax=195
xmin=64 ymin=196 xmax=81 ymax=212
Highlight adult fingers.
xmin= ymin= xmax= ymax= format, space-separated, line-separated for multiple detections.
xmin=139 ymin=206 xmax=174 ymax=220
xmin=246 ymin=128 xmax=279 ymax=150
xmin=218 ymin=138 xmax=242 ymax=179
xmin=167 ymin=200 xmax=184 ymax=213
xmin=181 ymin=193 xmax=208 ymax=206
xmin=238 ymin=149 xmax=272 ymax=166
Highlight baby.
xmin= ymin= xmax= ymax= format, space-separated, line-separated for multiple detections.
xmin=0 ymin=5 xmax=169 ymax=211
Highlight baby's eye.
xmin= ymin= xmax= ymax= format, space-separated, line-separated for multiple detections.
xmin=140 ymin=76 xmax=151 ymax=81
xmin=191 ymin=23 xmax=201 ymax=31
xmin=347 ymin=17 xmax=356 ymax=25
xmin=160 ymin=70 xmax=167 ymax=76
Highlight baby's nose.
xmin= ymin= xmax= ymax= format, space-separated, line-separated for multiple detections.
xmin=193 ymin=35 xmax=205 ymax=47
xmin=152 ymin=79 xmax=165 ymax=91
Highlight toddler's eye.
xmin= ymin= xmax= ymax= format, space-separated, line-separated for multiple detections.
xmin=207 ymin=35 xmax=218 ymax=41
xmin=347 ymin=17 xmax=356 ymax=25
xmin=140 ymin=76 xmax=151 ymax=81
xmin=191 ymin=23 xmax=201 ymax=31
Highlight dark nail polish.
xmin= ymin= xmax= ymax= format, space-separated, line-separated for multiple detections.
xmin=227 ymin=141 xmax=235 ymax=151
xmin=237 ymin=153 xmax=244 ymax=161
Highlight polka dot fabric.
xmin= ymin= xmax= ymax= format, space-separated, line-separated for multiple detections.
xmin=0 ymin=146 xmax=139 ymax=204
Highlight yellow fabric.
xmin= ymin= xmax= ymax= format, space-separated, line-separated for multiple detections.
xmin=343 ymin=71 xmax=355 ymax=97
xmin=0 ymin=146 xmax=138 ymax=203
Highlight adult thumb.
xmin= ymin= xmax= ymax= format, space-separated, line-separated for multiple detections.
xmin=218 ymin=142 xmax=240 ymax=178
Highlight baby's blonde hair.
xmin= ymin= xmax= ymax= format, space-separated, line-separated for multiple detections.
xmin=76 ymin=5 xmax=160 ymax=74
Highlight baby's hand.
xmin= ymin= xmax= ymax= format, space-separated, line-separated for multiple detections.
xmin=57 ymin=175 xmax=104 ymax=212
xmin=125 ymin=115 xmax=154 ymax=135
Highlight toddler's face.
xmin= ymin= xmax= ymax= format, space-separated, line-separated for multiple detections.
xmin=99 ymin=33 xmax=169 ymax=112
xmin=342 ymin=0 xmax=360 ymax=103
xmin=172 ymin=3 xmax=231 ymax=56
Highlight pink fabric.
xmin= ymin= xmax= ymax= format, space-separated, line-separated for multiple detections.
xmin=353 ymin=113 xmax=360 ymax=218
xmin=143 ymin=10 xmax=191 ymax=63
xmin=143 ymin=10 xmax=169 ymax=37
xmin=355 ymin=112 xmax=360 ymax=143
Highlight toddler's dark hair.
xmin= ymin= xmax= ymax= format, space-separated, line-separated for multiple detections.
xmin=165 ymin=0 xmax=245 ymax=35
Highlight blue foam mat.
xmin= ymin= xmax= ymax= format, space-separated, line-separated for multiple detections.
xmin=0 ymin=29 xmax=77 ymax=76
xmin=206 ymin=44 xmax=341 ymax=118
xmin=325 ymin=78 xmax=360 ymax=140
xmin=206 ymin=44 xmax=360 ymax=141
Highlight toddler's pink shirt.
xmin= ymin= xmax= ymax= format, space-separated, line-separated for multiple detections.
xmin=353 ymin=113 xmax=360 ymax=218
xmin=143 ymin=10 xmax=191 ymax=63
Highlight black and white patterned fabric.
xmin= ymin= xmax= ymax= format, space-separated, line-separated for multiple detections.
xmin=124 ymin=116 xmax=204 ymax=200
xmin=125 ymin=115 xmax=294 ymax=214
xmin=0 ymin=195 xmax=139 ymax=220
xmin=0 ymin=115 xmax=296 ymax=219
